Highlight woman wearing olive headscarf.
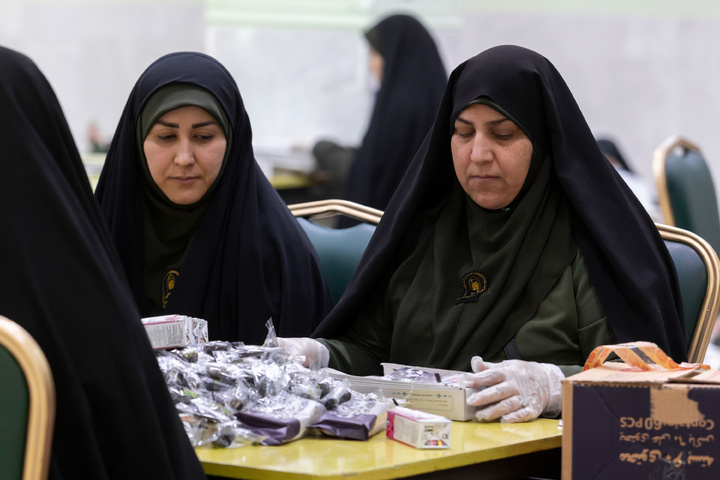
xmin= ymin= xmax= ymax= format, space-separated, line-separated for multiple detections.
xmin=281 ymin=45 xmax=685 ymax=423
xmin=0 ymin=47 xmax=206 ymax=479
xmin=96 ymin=52 xmax=332 ymax=345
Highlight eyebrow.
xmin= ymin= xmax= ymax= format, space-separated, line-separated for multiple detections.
xmin=155 ymin=120 xmax=218 ymax=129
xmin=455 ymin=116 xmax=511 ymax=127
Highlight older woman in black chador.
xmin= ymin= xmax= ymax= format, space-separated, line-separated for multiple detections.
xmin=281 ymin=45 xmax=686 ymax=423
xmin=95 ymin=52 xmax=332 ymax=345
xmin=0 ymin=47 xmax=206 ymax=478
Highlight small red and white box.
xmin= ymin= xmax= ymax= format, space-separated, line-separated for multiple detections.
xmin=141 ymin=314 xmax=208 ymax=350
xmin=386 ymin=406 xmax=451 ymax=449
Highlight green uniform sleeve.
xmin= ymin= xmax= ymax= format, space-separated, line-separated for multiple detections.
xmin=315 ymin=292 xmax=391 ymax=376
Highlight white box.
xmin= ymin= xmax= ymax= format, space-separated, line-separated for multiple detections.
xmin=387 ymin=406 xmax=451 ymax=449
xmin=141 ymin=314 xmax=208 ymax=350
xmin=326 ymin=362 xmax=475 ymax=421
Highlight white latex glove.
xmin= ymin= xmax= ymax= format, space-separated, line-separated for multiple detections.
xmin=463 ymin=356 xmax=564 ymax=423
xmin=277 ymin=337 xmax=330 ymax=368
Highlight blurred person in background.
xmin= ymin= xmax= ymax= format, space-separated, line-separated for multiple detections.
xmin=597 ymin=137 xmax=662 ymax=222
xmin=313 ymin=14 xmax=447 ymax=213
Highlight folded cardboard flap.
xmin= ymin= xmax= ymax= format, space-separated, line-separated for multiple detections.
xmin=571 ymin=360 xmax=702 ymax=384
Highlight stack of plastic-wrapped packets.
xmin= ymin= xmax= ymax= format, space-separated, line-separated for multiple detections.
xmin=156 ymin=338 xmax=387 ymax=448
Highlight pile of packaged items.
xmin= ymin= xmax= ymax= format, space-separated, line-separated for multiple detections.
xmin=155 ymin=326 xmax=387 ymax=448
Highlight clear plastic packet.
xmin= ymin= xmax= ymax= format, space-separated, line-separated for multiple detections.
xmin=385 ymin=366 xmax=442 ymax=384
xmin=320 ymin=379 xmax=353 ymax=410
xmin=182 ymin=415 xmax=266 ymax=448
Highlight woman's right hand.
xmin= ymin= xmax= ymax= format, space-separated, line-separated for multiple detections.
xmin=277 ymin=337 xmax=330 ymax=368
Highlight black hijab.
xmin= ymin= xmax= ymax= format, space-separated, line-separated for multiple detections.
xmin=343 ymin=14 xmax=447 ymax=211
xmin=96 ymin=52 xmax=332 ymax=345
xmin=315 ymin=45 xmax=687 ymax=363
xmin=0 ymin=47 xmax=206 ymax=479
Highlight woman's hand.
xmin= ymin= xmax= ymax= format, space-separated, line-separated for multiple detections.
xmin=463 ymin=356 xmax=564 ymax=423
xmin=277 ymin=337 xmax=330 ymax=368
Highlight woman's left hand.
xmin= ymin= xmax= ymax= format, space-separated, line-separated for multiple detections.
xmin=463 ymin=356 xmax=564 ymax=423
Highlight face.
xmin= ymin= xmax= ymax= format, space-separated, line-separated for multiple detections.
xmin=143 ymin=106 xmax=227 ymax=205
xmin=451 ymin=104 xmax=533 ymax=210
xmin=368 ymin=47 xmax=384 ymax=82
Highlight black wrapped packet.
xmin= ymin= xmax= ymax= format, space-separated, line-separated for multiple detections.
xmin=236 ymin=391 xmax=326 ymax=445
xmin=309 ymin=391 xmax=388 ymax=441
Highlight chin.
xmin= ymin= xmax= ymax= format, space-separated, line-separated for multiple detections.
xmin=168 ymin=194 xmax=202 ymax=205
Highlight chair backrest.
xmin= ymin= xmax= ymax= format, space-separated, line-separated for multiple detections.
xmin=657 ymin=224 xmax=720 ymax=363
xmin=289 ymin=200 xmax=382 ymax=305
xmin=653 ymin=135 xmax=720 ymax=254
xmin=0 ymin=316 xmax=55 ymax=480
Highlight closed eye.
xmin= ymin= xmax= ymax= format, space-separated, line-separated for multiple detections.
xmin=453 ymin=126 xmax=474 ymax=139
xmin=493 ymin=133 xmax=513 ymax=140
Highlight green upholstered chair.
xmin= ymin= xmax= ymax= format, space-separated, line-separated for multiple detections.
xmin=653 ymin=136 xmax=720 ymax=255
xmin=289 ymin=200 xmax=382 ymax=305
xmin=657 ymin=224 xmax=720 ymax=363
xmin=0 ymin=316 xmax=55 ymax=480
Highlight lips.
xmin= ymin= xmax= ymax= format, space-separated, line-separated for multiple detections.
xmin=169 ymin=176 xmax=200 ymax=186
xmin=470 ymin=174 xmax=498 ymax=182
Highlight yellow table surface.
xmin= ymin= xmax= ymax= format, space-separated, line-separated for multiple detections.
xmin=196 ymin=418 xmax=562 ymax=479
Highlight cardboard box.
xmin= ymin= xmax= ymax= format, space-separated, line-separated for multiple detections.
xmin=387 ymin=406 xmax=451 ymax=449
xmin=141 ymin=314 xmax=208 ymax=350
xmin=562 ymin=362 xmax=720 ymax=479
xmin=327 ymin=363 xmax=475 ymax=421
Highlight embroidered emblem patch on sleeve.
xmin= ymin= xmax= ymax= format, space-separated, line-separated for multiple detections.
xmin=456 ymin=272 xmax=487 ymax=304
xmin=162 ymin=270 xmax=180 ymax=309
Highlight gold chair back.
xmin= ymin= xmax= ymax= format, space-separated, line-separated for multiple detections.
xmin=0 ymin=316 xmax=55 ymax=480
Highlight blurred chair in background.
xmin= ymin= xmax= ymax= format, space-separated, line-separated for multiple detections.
xmin=653 ymin=135 xmax=720 ymax=254
xmin=0 ymin=316 xmax=54 ymax=480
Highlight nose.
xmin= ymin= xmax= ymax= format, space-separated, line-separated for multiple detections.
xmin=469 ymin=134 xmax=493 ymax=164
xmin=173 ymin=138 xmax=195 ymax=166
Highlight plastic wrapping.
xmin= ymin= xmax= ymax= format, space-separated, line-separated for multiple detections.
xmin=310 ymin=391 xmax=388 ymax=441
xmin=156 ymin=321 xmax=387 ymax=447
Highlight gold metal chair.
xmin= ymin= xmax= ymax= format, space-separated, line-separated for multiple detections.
xmin=653 ymin=135 xmax=720 ymax=254
xmin=657 ymin=224 xmax=720 ymax=363
xmin=288 ymin=199 xmax=383 ymax=225
xmin=289 ymin=199 xmax=382 ymax=304
xmin=0 ymin=315 xmax=55 ymax=480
